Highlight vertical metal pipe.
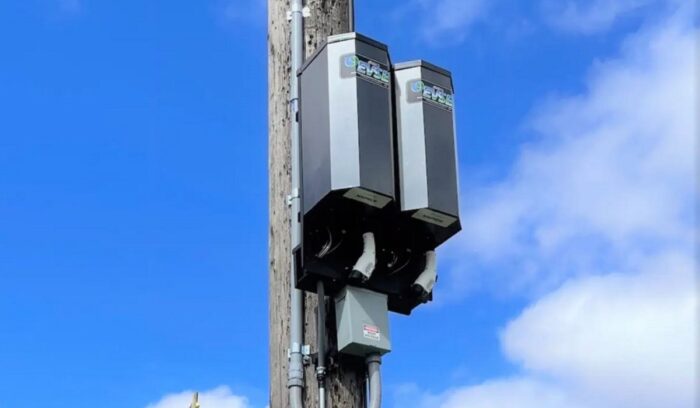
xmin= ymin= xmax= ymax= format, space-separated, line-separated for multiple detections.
xmin=366 ymin=354 xmax=382 ymax=408
xmin=348 ymin=0 xmax=355 ymax=32
xmin=316 ymin=281 xmax=327 ymax=408
xmin=319 ymin=384 xmax=326 ymax=408
xmin=288 ymin=1 xmax=305 ymax=407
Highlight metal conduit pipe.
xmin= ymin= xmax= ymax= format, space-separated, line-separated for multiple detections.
xmin=316 ymin=281 xmax=327 ymax=408
xmin=318 ymin=377 xmax=327 ymax=408
xmin=288 ymin=0 xmax=305 ymax=407
xmin=366 ymin=354 xmax=382 ymax=408
xmin=349 ymin=0 xmax=355 ymax=32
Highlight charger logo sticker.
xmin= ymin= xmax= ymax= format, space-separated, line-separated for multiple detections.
xmin=363 ymin=324 xmax=381 ymax=341
xmin=407 ymin=79 xmax=454 ymax=112
xmin=341 ymin=54 xmax=391 ymax=88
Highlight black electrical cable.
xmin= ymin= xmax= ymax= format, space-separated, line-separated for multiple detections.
xmin=316 ymin=280 xmax=328 ymax=407
xmin=316 ymin=280 xmax=327 ymax=380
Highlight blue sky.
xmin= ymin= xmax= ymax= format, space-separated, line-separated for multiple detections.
xmin=0 ymin=1 xmax=696 ymax=408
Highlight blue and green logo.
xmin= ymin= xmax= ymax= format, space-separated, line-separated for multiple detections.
xmin=341 ymin=54 xmax=391 ymax=88
xmin=408 ymin=79 xmax=454 ymax=111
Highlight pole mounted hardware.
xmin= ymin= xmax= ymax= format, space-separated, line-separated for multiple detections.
xmin=287 ymin=6 xmax=310 ymax=21
xmin=287 ymin=344 xmax=312 ymax=358
xmin=286 ymin=189 xmax=300 ymax=207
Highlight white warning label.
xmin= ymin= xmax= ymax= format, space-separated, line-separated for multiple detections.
xmin=363 ymin=324 xmax=381 ymax=342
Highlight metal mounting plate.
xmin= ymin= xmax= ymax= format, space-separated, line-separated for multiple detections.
xmin=287 ymin=6 xmax=310 ymax=20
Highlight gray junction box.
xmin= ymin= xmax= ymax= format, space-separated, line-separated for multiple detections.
xmin=393 ymin=60 xmax=461 ymax=250
xmin=335 ymin=286 xmax=392 ymax=357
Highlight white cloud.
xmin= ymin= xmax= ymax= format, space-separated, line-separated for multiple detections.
xmin=444 ymin=6 xmax=696 ymax=297
xmin=427 ymin=378 xmax=589 ymax=408
xmin=541 ymin=0 xmax=653 ymax=33
xmin=540 ymin=0 xmax=689 ymax=33
xmin=146 ymin=386 xmax=250 ymax=408
xmin=422 ymin=4 xmax=697 ymax=408
xmin=502 ymin=252 xmax=697 ymax=408
xmin=395 ymin=0 xmax=488 ymax=45
xmin=415 ymin=256 xmax=696 ymax=408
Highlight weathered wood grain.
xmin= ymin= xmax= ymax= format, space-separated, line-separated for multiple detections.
xmin=269 ymin=1 xmax=364 ymax=407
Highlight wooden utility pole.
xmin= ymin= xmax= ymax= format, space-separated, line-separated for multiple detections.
xmin=268 ymin=1 xmax=363 ymax=408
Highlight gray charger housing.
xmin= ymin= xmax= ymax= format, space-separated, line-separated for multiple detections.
xmin=297 ymin=33 xmax=397 ymax=297
xmin=393 ymin=60 xmax=461 ymax=250
xmin=299 ymin=32 xmax=395 ymax=215
xmin=295 ymin=38 xmax=461 ymax=315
